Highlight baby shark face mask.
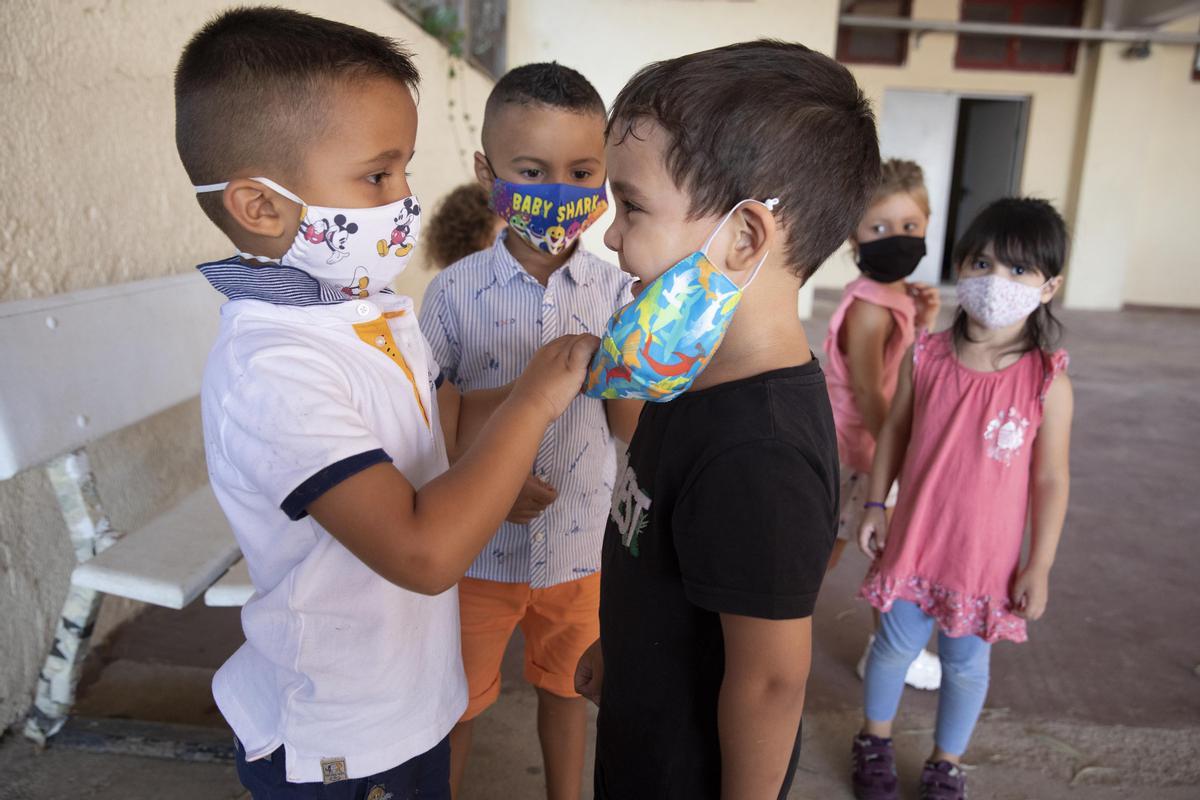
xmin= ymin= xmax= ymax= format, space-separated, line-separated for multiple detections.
xmin=583 ymin=198 xmax=779 ymax=402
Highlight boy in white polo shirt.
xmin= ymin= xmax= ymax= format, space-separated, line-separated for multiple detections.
xmin=174 ymin=9 xmax=597 ymax=798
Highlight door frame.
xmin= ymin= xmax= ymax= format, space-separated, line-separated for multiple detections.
xmin=879 ymin=89 xmax=1031 ymax=285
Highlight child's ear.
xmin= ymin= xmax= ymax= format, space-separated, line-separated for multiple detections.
xmin=723 ymin=203 xmax=777 ymax=285
xmin=222 ymin=179 xmax=297 ymax=240
xmin=1041 ymin=275 xmax=1065 ymax=303
xmin=473 ymin=151 xmax=494 ymax=192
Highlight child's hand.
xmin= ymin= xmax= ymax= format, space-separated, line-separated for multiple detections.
xmin=511 ymin=334 xmax=600 ymax=423
xmin=1011 ymin=566 xmax=1050 ymax=620
xmin=857 ymin=507 xmax=888 ymax=560
xmin=574 ymin=638 xmax=604 ymax=706
xmin=908 ymin=282 xmax=941 ymax=330
xmin=507 ymin=474 xmax=557 ymax=524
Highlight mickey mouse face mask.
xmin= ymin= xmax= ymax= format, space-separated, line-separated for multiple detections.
xmin=195 ymin=177 xmax=422 ymax=299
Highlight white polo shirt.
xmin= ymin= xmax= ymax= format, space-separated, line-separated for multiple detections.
xmin=199 ymin=258 xmax=466 ymax=783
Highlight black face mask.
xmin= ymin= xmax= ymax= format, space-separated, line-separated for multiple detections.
xmin=857 ymin=235 xmax=927 ymax=283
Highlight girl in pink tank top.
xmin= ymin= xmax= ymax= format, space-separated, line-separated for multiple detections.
xmin=850 ymin=199 xmax=1074 ymax=800
xmin=826 ymin=161 xmax=941 ymax=569
xmin=824 ymin=160 xmax=943 ymax=694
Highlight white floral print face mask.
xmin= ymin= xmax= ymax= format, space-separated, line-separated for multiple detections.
xmin=956 ymin=274 xmax=1046 ymax=329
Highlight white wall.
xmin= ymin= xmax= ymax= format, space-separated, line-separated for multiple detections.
xmin=0 ymin=0 xmax=491 ymax=731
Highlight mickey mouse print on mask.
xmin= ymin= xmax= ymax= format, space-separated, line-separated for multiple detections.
xmin=194 ymin=176 xmax=422 ymax=299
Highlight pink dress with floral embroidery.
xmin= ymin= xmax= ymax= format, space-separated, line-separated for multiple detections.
xmin=859 ymin=329 xmax=1068 ymax=643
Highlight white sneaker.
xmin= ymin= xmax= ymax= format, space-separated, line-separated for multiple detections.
xmin=905 ymin=647 xmax=942 ymax=690
xmin=855 ymin=635 xmax=942 ymax=691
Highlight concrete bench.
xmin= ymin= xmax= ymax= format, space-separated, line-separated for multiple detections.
xmin=0 ymin=273 xmax=243 ymax=742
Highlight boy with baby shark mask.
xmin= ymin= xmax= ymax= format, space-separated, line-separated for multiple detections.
xmin=177 ymin=10 xmax=596 ymax=797
xmin=572 ymin=41 xmax=881 ymax=799
xmin=419 ymin=62 xmax=640 ymax=800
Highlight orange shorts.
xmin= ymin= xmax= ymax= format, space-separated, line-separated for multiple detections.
xmin=457 ymin=573 xmax=600 ymax=721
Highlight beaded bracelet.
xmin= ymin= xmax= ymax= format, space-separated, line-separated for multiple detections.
xmin=863 ymin=501 xmax=887 ymax=511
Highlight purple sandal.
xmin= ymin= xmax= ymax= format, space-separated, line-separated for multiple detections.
xmin=919 ymin=760 xmax=967 ymax=800
xmin=851 ymin=734 xmax=899 ymax=800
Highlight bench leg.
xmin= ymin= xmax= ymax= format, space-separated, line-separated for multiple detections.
xmin=24 ymin=586 xmax=104 ymax=743
xmin=24 ymin=451 xmax=122 ymax=744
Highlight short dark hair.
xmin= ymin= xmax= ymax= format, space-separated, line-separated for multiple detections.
xmin=951 ymin=197 xmax=1070 ymax=355
xmin=175 ymin=6 xmax=419 ymax=223
xmin=608 ymin=40 xmax=880 ymax=279
xmin=482 ymin=62 xmax=605 ymax=146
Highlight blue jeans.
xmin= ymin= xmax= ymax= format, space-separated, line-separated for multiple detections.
xmin=863 ymin=599 xmax=992 ymax=756
xmin=235 ymin=735 xmax=451 ymax=799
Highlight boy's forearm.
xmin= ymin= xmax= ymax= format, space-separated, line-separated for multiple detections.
xmin=718 ymin=614 xmax=811 ymax=799
xmin=312 ymin=396 xmax=551 ymax=596
xmin=312 ymin=334 xmax=595 ymax=596
xmin=450 ymin=383 xmax=514 ymax=461
xmin=717 ymin=668 xmax=807 ymax=798
xmin=418 ymin=396 xmax=548 ymax=582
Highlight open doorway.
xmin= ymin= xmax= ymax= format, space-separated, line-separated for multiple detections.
xmin=879 ymin=90 xmax=1029 ymax=284
xmin=941 ymin=98 xmax=1029 ymax=280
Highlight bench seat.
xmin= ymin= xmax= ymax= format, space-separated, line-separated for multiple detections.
xmin=71 ymin=485 xmax=238 ymax=610
xmin=204 ymin=558 xmax=254 ymax=607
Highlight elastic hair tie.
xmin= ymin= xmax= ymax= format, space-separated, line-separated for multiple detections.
xmin=863 ymin=501 xmax=887 ymax=511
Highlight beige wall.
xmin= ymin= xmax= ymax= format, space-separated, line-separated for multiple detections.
xmin=506 ymin=0 xmax=1096 ymax=301
xmin=1067 ymin=14 xmax=1200 ymax=309
xmin=0 ymin=0 xmax=490 ymax=731
xmin=505 ymin=0 xmax=1200 ymax=310
xmin=508 ymin=0 xmax=840 ymax=106
xmin=837 ymin=0 xmax=1200 ymax=309
xmin=828 ymin=0 xmax=1096 ymax=291
xmin=0 ymin=0 xmax=489 ymax=305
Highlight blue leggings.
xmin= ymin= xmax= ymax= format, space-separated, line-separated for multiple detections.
xmin=863 ymin=599 xmax=992 ymax=757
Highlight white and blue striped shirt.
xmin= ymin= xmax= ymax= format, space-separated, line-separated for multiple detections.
xmin=420 ymin=232 xmax=633 ymax=587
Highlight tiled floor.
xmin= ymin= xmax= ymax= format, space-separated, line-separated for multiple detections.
xmin=2 ymin=294 xmax=1197 ymax=799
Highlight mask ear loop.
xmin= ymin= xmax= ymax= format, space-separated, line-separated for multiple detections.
xmin=700 ymin=197 xmax=781 ymax=290
xmin=193 ymin=178 xmax=307 ymax=266
xmin=193 ymin=176 xmax=306 ymax=207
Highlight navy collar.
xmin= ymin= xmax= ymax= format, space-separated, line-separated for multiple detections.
xmin=197 ymin=256 xmax=393 ymax=306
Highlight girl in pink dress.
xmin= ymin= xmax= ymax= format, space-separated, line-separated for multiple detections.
xmin=850 ymin=198 xmax=1074 ymax=800
xmin=824 ymin=160 xmax=942 ymax=690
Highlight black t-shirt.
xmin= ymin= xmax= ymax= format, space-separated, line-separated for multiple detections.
xmin=595 ymin=361 xmax=839 ymax=800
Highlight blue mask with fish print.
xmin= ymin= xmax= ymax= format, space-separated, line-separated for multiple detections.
xmin=583 ymin=198 xmax=779 ymax=402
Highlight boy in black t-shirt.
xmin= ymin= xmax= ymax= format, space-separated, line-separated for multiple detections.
xmin=573 ymin=41 xmax=881 ymax=799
